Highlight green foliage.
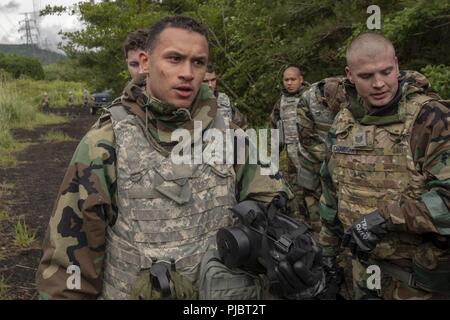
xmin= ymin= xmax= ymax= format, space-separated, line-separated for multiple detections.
xmin=14 ymin=79 xmax=89 ymax=108
xmin=14 ymin=219 xmax=37 ymax=247
xmin=42 ymin=0 xmax=450 ymax=125
xmin=0 ymin=44 xmax=66 ymax=65
xmin=41 ymin=130 xmax=75 ymax=142
xmin=421 ymin=65 xmax=450 ymax=99
xmin=44 ymin=60 xmax=95 ymax=84
xmin=0 ymin=53 xmax=45 ymax=80
xmin=0 ymin=210 xmax=8 ymax=223
xmin=0 ymin=274 xmax=8 ymax=299
xmin=42 ymin=0 xmax=170 ymax=93
xmin=340 ymin=0 xmax=449 ymax=69
xmin=0 ymin=77 xmax=77 ymax=168
xmin=0 ymin=77 xmax=36 ymax=156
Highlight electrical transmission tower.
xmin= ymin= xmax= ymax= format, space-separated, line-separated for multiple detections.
xmin=18 ymin=12 xmax=40 ymax=47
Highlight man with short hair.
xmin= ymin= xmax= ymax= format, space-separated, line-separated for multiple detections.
xmin=82 ymin=89 xmax=90 ymax=108
xmin=270 ymin=66 xmax=314 ymax=227
xmin=36 ymin=16 xmax=324 ymax=300
xmin=41 ymin=92 xmax=50 ymax=113
xmin=123 ymin=28 xmax=148 ymax=80
xmin=67 ymin=91 xmax=75 ymax=107
xmin=319 ymin=32 xmax=450 ymax=299
xmin=203 ymin=64 xmax=248 ymax=129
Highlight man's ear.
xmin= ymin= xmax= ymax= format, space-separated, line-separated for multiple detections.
xmin=345 ymin=66 xmax=354 ymax=84
xmin=139 ymin=51 xmax=150 ymax=74
xmin=394 ymin=56 xmax=400 ymax=74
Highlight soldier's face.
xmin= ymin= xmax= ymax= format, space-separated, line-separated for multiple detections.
xmin=126 ymin=49 xmax=142 ymax=79
xmin=283 ymin=69 xmax=303 ymax=94
xmin=345 ymin=51 xmax=399 ymax=108
xmin=140 ymin=27 xmax=208 ymax=108
xmin=203 ymin=72 xmax=217 ymax=92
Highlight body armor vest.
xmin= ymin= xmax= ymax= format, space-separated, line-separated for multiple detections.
xmin=329 ymin=93 xmax=434 ymax=261
xmin=279 ymin=95 xmax=301 ymax=173
xmin=303 ymin=83 xmax=338 ymax=140
xmin=217 ymin=92 xmax=232 ymax=127
xmin=101 ymin=106 xmax=237 ymax=299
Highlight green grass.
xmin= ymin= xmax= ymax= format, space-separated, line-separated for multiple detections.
xmin=41 ymin=130 xmax=75 ymax=142
xmin=0 ymin=182 xmax=14 ymax=191
xmin=22 ymin=112 xmax=67 ymax=129
xmin=0 ymin=76 xmax=79 ymax=168
xmin=0 ymin=274 xmax=8 ymax=299
xmin=0 ymin=141 xmax=31 ymax=168
xmin=0 ymin=210 xmax=8 ymax=223
xmin=13 ymin=78 xmax=88 ymax=109
xmin=14 ymin=219 xmax=37 ymax=247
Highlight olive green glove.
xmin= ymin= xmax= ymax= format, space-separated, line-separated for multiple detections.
xmin=131 ymin=269 xmax=198 ymax=300
xmin=170 ymin=270 xmax=198 ymax=299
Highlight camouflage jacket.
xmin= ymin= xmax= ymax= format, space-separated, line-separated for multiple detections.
xmin=270 ymin=83 xmax=310 ymax=128
xmin=318 ymin=81 xmax=450 ymax=256
xmin=215 ymin=90 xmax=248 ymax=129
xmin=36 ymin=79 xmax=293 ymax=299
xmin=296 ymin=70 xmax=441 ymax=192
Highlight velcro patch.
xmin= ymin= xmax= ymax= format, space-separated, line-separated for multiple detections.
xmin=332 ymin=145 xmax=357 ymax=154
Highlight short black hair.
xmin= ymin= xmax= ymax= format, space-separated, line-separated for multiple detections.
xmin=123 ymin=29 xmax=148 ymax=58
xmin=146 ymin=15 xmax=209 ymax=52
xmin=283 ymin=65 xmax=302 ymax=77
xmin=206 ymin=63 xmax=215 ymax=73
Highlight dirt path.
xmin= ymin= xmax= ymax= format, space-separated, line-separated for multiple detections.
xmin=0 ymin=106 xmax=97 ymax=299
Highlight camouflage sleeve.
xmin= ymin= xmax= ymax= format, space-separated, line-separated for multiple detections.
xmin=297 ymin=94 xmax=326 ymax=164
xmin=318 ymin=130 xmax=343 ymax=256
xmin=378 ymin=100 xmax=450 ymax=235
xmin=235 ymin=161 xmax=293 ymax=203
xmin=231 ymin=105 xmax=249 ymax=130
xmin=230 ymin=125 xmax=294 ymax=203
xmin=35 ymin=119 xmax=117 ymax=299
xmin=270 ymin=98 xmax=281 ymax=129
xmin=297 ymin=93 xmax=327 ymax=192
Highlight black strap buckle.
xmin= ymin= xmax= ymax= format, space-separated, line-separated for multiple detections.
xmin=150 ymin=263 xmax=171 ymax=298
xmin=275 ymin=234 xmax=293 ymax=254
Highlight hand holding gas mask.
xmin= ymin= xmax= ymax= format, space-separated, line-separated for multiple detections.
xmin=216 ymin=196 xmax=325 ymax=299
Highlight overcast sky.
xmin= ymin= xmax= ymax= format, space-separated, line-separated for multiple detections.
xmin=0 ymin=0 xmax=85 ymax=52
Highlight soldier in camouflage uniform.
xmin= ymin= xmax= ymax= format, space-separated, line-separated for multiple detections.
xmin=297 ymin=70 xmax=441 ymax=237
xmin=35 ymin=16 xmax=324 ymax=300
xmin=82 ymin=89 xmax=90 ymax=108
xmin=270 ymin=67 xmax=314 ymax=227
xmin=297 ymin=70 xmax=439 ymax=298
xmin=319 ymin=32 xmax=450 ymax=299
xmin=41 ymin=92 xmax=50 ymax=113
xmin=123 ymin=29 xmax=148 ymax=80
xmin=203 ymin=64 xmax=248 ymax=129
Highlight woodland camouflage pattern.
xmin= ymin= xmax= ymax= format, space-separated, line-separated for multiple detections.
xmin=35 ymin=78 xmax=293 ymax=299
xmin=296 ymin=71 xmax=442 ymax=234
xmin=318 ymin=76 xmax=450 ymax=299
xmin=297 ymin=70 xmax=441 ymax=193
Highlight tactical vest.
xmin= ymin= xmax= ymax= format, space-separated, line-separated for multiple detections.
xmin=279 ymin=95 xmax=302 ymax=174
xmin=329 ymin=93 xmax=437 ymax=262
xmin=302 ymin=84 xmax=336 ymax=141
xmin=100 ymin=106 xmax=238 ymax=299
xmin=217 ymin=92 xmax=232 ymax=126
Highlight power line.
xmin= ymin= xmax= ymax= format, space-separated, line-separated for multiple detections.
xmin=18 ymin=13 xmax=40 ymax=46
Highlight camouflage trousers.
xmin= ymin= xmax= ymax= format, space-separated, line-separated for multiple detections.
xmin=284 ymin=158 xmax=321 ymax=235
xmin=352 ymin=259 xmax=450 ymax=300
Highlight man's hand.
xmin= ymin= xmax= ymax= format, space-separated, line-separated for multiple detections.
xmin=319 ymin=255 xmax=344 ymax=299
xmin=341 ymin=210 xmax=387 ymax=260
xmin=275 ymin=234 xmax=325 ymax=299
xmin=131 ymin=266 xmax=197 ymax=300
